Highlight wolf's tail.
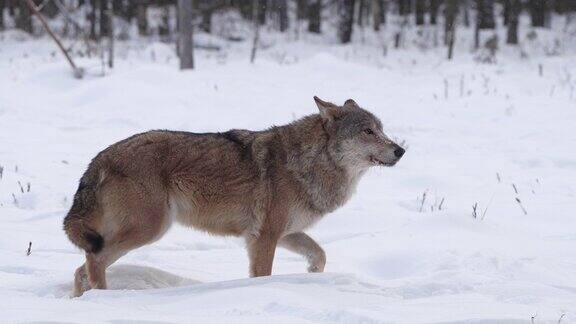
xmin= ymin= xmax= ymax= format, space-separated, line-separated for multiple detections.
xmin=63 ymin=167 xmax=104 ymax=254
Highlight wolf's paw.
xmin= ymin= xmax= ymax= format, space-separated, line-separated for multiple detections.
xmin=307 ymin=264 xmax=324 ymax=273
xmin=307 ymin=250 xmax=326 ymax=273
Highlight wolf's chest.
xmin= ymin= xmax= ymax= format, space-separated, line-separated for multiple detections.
xmin=300 ymin=169 xmax=365 ymax=215
xmin=285 ymin=175 xmax=361 ymax=233
xmin=286 ymin=208 xmax=322 ymax=233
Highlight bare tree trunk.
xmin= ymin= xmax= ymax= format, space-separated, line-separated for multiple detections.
xmin=463 ymin=0 xmax=470 ymax=27
xmin=89 ymin=0 xmax=97 ymax=39
xmin=477 ymin=0 xmax=495 ymax=29
xmin=118 ymin=0 xmax=134 ymax=21
xmin=42 ymin=0 xmax=59 ymax=18
xmin=362 ymin=0 xmax=370 ymax=25
xmin=529 ymin=0 xmax=545 ymax=27
xmin=430 ymin=0 xmax=439 ymax=25
xmin=308 ymin=0 xmax=321 ymax=33
xmin=373 ymin=0 xmax=382 ymax=31
xmin=136 ymin=1 xmax=148 ymax=36
xmin=277 ymin=0 xmax=288 ymax=32
xmin=16 ymin=0 xmax=32 ymax=33
xmin=445 ymin=0 xmax=457 ymax=45
xmin=395 ymin=0 xmax=409 ymax=49
xmin=237 ymin=0 xmax=251 ymax=19
xmin=474 ymin=1 xmax=480 ymax=48
xmin=503 ymin=0 xmax=510 ymax=25
xmin=159 ymin=5 xmax=170 ymax=39
xmin=201 ymin=10 xmax=212 ymax=33
xmin=445 ymin=0 xmax=457 ymax=58
xmin=415 ymin=0 xmax=425 ymax=25
xmin=8 ymin=0 xmax=14 ymax=17
xmin=0 ymin=0 xmax=5 ymax=30
xmin=296 ymin=0 xmax=307 ymax=20
xmin=530 ymin=0 xmax=552 ymax=28
xmin=111 ymin=1 xmax=121 ymax=17
xmin=99 ymin=0 xmax=110 ymax=38
xmin=107 ymin=5 xmax=114 ymax=69
xmin=506 ymin=0 xmax=521 ymax=44
xmin=178 ymin=0 xmax=194 ymax=70
xmin=398 ymin=0 xmax=411 ymax=15
xmin=198 ymin=0 xmax=213 ymax=33
xmin=250 ymin=0 xmax=260 ymax=63
xmin=257 ymin=0 xmax=266 ymax=25
xmin=381 ymin=0 xmax=387 ymax=24
xmin=357 ymin=0 xmax=365 ymax=26
xmin=338 ymin=0 xmax=356 ymax=43
xmin=544 ymin=0 xmax=552 ymax=28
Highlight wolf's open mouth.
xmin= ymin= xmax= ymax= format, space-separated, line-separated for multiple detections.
xmin=369 ymin=156 xmax=395 ymax=167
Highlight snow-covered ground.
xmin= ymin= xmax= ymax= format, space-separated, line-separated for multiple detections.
xmin=1 ymin=30 xmax=576 ymax=323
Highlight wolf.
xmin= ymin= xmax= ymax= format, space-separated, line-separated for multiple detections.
xmin=63 ymin=96 xmax=405 ymax=297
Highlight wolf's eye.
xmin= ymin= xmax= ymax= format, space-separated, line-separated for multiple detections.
xmin=363 ymin=128 xmax=374 ymax=135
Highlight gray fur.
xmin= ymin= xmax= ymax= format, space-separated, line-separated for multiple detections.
xmin=64 ymin=97 xmax=404 ymax=296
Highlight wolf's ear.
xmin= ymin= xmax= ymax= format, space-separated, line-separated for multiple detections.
xmin=314 ymin=96 xmax=339 ymax=121
xmin=343 ymin=99 xmax=359 ymax=109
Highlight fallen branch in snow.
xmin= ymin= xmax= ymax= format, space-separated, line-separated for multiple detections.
xmin=515 ymin=197 xmax=528 ymax=215
xmin=558 ymin=313 xmax=566 ymax=323
xmin=24 ymin=0 xmax=84 ymax=79
xmin=26 ymin=242 xmax=32 ymax=256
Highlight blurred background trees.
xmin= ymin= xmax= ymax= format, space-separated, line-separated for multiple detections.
xmin=3 ymin=0 xmax=576 ymax=68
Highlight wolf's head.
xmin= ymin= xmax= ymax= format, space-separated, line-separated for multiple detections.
xmin=314 ymin=96 xmax=405 ymax=171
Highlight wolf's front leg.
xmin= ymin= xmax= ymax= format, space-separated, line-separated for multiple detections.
xmin=279 ymin=232 xmax=326 ymax=273
xmin=247 ymin=232 xmax=279 ymax=277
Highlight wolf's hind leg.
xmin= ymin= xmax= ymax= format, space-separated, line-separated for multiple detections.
xmin=74 ymin=250 xmax=124 ymax=296
xmin=279 ymin=232 xmax=326 ymax=273
xmin=85 ymin=252 xmax=110 ymax=290
xmin=82 ymin=223 xmax=167 ymax=294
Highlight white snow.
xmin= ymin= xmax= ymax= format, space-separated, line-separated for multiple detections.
xmin=1 ymin=31 xmax=576 ymax=323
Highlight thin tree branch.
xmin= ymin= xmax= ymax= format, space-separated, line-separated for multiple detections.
xmin=24 ymin=0 xmax=84 ymax=78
